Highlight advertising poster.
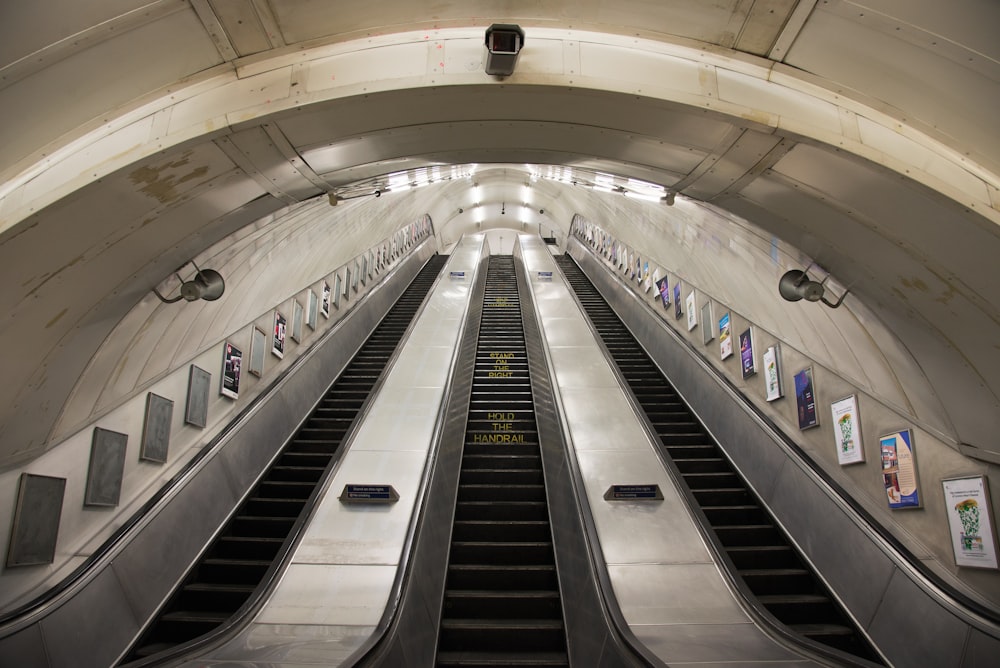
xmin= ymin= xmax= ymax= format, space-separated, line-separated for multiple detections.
xmin=673 ymin=283 xmax=682 ymax=319
xmin=763 ymin=345 xmax=782 ymax=401
xmin=656 ymin=276 xmax=670 ymax=308
xmin=943 ymin=476 xmax=999 ymax=569
xmin=686 ymin=292 xmax=697 ymax=331
xmin=701 ymin=302 xmax=714 ymax=344
xmin=221 ymin=342 xmax=242 ymax=399
xmin=794 ymin=367 xmax=818 ymax=429
xmin=831 ymin=395 xmax=864 ymax=464
xmin=641 ymin=260 xmax=649 ymax=286
xmin=739 ymin=328 xmax=755 ymax=379
xmin=719 ymin=312 xmax=733 ymax=359
xmin=321 ymin=281 xmax=331 ymax=318
xmin=272 ymin=311 xmax=286 ymax=359
xmin=880 ymin=430 xmax=921 ymax=509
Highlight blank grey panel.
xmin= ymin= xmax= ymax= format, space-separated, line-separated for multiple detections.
xmin=185 ymin=365 xmax=210 ymax=427
xmin=85 ymin=427 xmax=127 ymax=507
xmin=249 ymin=327 xmax=266 ymax=376
xmin=6 ymin=473 xmax=66 ymax=566
xmin=140 ymin=393 xmax=173 ymax=463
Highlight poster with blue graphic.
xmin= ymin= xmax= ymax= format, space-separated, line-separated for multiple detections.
xmin=719 ymin=312 xmax=733 ymax=359
xmin=656 ymin=276 xmax=670 ymax=308
xmin=673 ymin=283 xmax=682 ymax=319
xmin=739 ymin=328 xmax=755 ymax=379
xmin=881 ymin=430 xmax=921 ymax=509
xmin=794 ymin=366 xmax=818 ymax=429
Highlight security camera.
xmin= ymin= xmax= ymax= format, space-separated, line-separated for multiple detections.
xmin=778 ymin=269 xmax=850 ymax=309
xmin=458 ymin=208 xmax=464 ymax=214
xmin=485 ymin=24 xmax=524 ymax=77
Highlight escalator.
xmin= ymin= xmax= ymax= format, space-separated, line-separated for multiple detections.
xmin=123 ymin=254 xmax=448 ymax=664
xmin=555 ymin=255 xmax=883 ymax=665
xmin=436 ymin=256 xmax=568 ymax=666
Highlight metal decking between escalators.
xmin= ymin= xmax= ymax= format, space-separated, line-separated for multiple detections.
xmin=121 ymin=254 xmax=449 ymax=665
xmin=555 ymin=254 xmax=884 ymax=666
xmin=436 ymin=256 xmax=569 ymax=666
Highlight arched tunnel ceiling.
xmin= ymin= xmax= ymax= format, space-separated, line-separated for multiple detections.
xmin=1 ymin=1 xmax=999 ymax=466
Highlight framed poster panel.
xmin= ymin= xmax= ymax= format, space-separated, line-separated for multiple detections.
xmin=763 ymin=345 xmax=783 ymax=401
xmin=352 ymin=261 xmax=360 ymax=292
xmin=321 ymin=281 xmax=331 ymax=318
xmin=673 ymin=283 xmax=683 ymax=319
xmin=369 ymin=250 xmax=375 ymax=277
xmin=221 ymin=341 xmax=242 ymax=400
xmin=739 ymin=327 xmax=756 ymax=379
xmin=794 ymin=366 xmax=818 ymax=430
xmin=85 ymin=427 xmax=128 ymax=507
xmin=701 ymin=302 xmax=714 ymax=344
xmin=307 ymin=290 xmax=318 ymax=330
xmin=686 ymin=292 xmax=697 ymax=331
xmin=334 ymin=273 xmax=343 ymax=308
xmin=719 ymin=312 xmax=733 ymax=359
xmin=185 ymin=365 xmax=210 ymax=427
xmin=360 ymin=256 xmax=368 ymax=286
xmin=831 ymin=395 xmax=864 ymax=464
xmin=943 ymin=476 xmax=999 ymax=569
xmin=140 ymin=393 xmax=173 ymax=463
xmin=272 ymin=311 xmax=286 ymax=359
xmin=249 ymin=327 xmax=266 ymax=377
xmin=880 ymin=429 xmax=921 ymax=509
xmin=656 ymin=277 xmax=669 ymax=308
xmin=291 ymin=300 xmax=304 ymax=343
xmin=6 ymin=473 xmax=66 ymax=567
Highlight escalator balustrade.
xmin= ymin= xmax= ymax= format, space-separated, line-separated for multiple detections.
xmin=436 ymin=256 xmax=568 ymax=667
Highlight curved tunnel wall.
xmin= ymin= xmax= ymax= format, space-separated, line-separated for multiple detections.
xmin=0 ymin=205 xmax=434 ymax=610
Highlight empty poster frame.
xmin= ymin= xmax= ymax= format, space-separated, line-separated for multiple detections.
xmin=140 ymin=393 xmax=173 ymax=463
xmin=307 ymin=290 xmax=318 ymax=330
xmin=943 ymin=475 xmax=999 ymax=569
xmin=291 ymin=300 xmax=304 ymax=343
xmin=185 ymin=365 xmax=210 ymax=427
xmin=831 ymin=395 xmax=864 ymax=464
xmin=249 ymin=327 xmax=266 ymax=377
xmin=334 ymin=273 xmax=343 ymax=308
xmin=701 ymin=302 xmax=714 ymax=344
xmin=6 ymin=473 xmax=66 ymax=567
xmin=85 ymin=427 xmax=128 ymax=507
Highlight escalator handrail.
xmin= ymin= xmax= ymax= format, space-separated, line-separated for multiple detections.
xmin=0 ymin=240 xmax=436 ymax=632
xmin=564 ymin=239 xmax=1000 ymax=633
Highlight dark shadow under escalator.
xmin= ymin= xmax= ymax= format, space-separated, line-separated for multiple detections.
xmin=436 ymin=256 xmax=568 ymax=667
xmin=555 ymin=254 xmax=884 ymax=666
xmin=121 ymin=254 xmax=448 ymax=665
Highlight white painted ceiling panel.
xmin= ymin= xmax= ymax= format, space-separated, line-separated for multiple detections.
xmin=303 ymin=42 xmax=429 ymax=92
xmin=0 ymin=7 xmax=222 ymax=171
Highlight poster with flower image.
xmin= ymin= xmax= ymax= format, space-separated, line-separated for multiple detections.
xmin=831 ymin=395 xmax=864 ymax=464
xmin=943 ymin=476 xmax=999 ymax=569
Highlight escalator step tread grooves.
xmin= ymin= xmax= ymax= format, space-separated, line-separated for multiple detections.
xmin=554 ymin=255 xmax=884 ymax=665
xmin=437 ymin=257 xmax=567 ymax=665
xmin=123 ymin=255 xmax=449 ymax=664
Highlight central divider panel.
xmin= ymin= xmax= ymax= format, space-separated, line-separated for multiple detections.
xmin=436 ymin=256 xmax=568 ymax=666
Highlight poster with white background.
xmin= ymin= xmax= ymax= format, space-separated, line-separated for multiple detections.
xmin=943 ymin=476 xmax=999 ymax=569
